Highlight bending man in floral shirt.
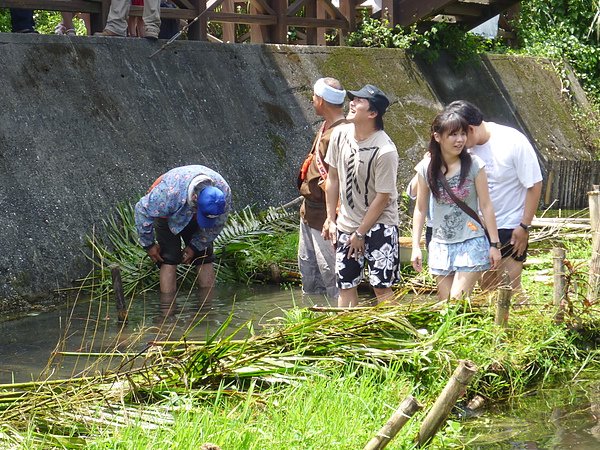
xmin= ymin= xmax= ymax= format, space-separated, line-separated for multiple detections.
xmin=323 ymin=84 xmax=400 ymax=307
xmin=135 ymin=165 xmax=232 ymax=300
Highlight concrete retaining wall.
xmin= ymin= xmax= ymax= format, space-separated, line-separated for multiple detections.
xmin=0 ymin=33 xmax=593 ymax=311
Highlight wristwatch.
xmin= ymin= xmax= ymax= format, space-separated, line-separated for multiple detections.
xmin=519 ymin=223 xmax=530 ymax=232
xmin=354 ymin=231 xmax=365 ymax=240
xmin=490 ymin=241 xmax=502 ymax=249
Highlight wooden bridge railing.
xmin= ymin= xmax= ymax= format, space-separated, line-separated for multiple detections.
xmin=0 ymin=0 xmax=355 ymax=43
xmin=1 ymin=0 xmax=109 ymax=33
xmin=0 ymin=0 xmax=518 ymax=43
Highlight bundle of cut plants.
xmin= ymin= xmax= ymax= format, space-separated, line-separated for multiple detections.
xmin=68 ymin=202 xmax=301 ymax=300
xmin=1 ymin=300 xmax=596 ymax=449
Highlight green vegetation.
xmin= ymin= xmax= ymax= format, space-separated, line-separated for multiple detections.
xmin=73 ymin=201 xmax=300 ymax=299
xmin=344 ymin=2 xmax=600 ymax=104
xmin=1 ymin=298 xmax=597 ymax=449
xmin=3 ymin=201 xmax=599 ymax=448
xmin=0 ymin=10 xmax=88 ymax=35
xmin=516 ymin=0 xmax=600 ymax=98
xmin=346 ymin=10 xmax=502 ymax=66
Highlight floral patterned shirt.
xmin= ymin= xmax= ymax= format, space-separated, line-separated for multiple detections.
xmin=416 ymin=155 xmax=485 ymax=244
xmin=135 ymin=165 xmax=232 ymax=251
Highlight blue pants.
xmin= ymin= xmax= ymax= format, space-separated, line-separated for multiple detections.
xmin=10 ymin=9 xmax=35 ymax=32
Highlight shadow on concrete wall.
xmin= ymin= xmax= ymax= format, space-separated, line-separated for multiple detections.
xmin=0 ymin=34 xmax=312 ymax=306
xmin=0 ymin=36 xmax=593 ymax=309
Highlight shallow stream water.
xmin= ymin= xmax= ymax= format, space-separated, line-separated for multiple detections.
xmin=1 ymin=285 xmax=598 ymax=448
xmin=0 ymin=284 xmax=314 ymax=384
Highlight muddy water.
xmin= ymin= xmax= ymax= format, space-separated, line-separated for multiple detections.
xmin=462 ymin=379 xmax=600 ymax=449
xmin=0 ymin=284 xmax=318 ymax=384
xmin=1 ymin=285 xmax=598 ymax=448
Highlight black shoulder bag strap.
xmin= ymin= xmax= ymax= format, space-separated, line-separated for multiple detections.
xmin=438 ymin=174 xmax=491 ymax=242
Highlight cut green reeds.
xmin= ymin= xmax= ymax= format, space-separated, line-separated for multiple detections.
xmin=65 ymin=202 xmax=301 ymax=300
xmin=2 ymin=300 xmax=597 ymax=449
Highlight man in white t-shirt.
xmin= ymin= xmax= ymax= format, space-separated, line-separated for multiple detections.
xmin=323 ymin=84 xmax=400 ymax=307
xmin=446 ymin=100 xmax=543 ymax=292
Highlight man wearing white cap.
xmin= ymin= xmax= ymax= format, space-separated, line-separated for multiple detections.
xmin=135 ymin=165 xmax=231 ymax=298
xmin=297 ymin=77 xmax=348 ymax=301
xmin=323 ymin=84 xmax=400 ymax=307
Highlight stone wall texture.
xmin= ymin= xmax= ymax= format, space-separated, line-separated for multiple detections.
xmin=0 ymin=33 xmax=594 ymax=310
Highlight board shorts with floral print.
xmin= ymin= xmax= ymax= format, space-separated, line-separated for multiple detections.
xmin=335 ymin=224 xmax=400 ymax=289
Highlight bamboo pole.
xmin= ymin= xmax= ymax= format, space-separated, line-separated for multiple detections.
xmin=588 ymin=186 xmax=600 ymax=302
xmin=495 ymin=287 xmax=512 ymax=327
xmin=308 ymin=306 xmax=372 ymax=312
xmin=417 ymin=360 xmax=478 ymax=447
xmin=110 ymin=264 xmax=128 ymax=323
xmin=552 ymin=248 xmax=566 ymax=307
xmin=363 ymin=395 xmax=422 ymax=450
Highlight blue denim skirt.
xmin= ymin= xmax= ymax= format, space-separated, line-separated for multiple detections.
xmin=428 ymin=236 xmax=490 ymax=276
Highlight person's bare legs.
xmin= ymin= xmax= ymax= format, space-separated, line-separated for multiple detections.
xmin=197 ymin=263 xmax=215 ymax=308
xmin=160 ymin=264 xmax=177 ymax=294
xmin=481 ymin=258 xmax=524 ymax=291
xmin=62 ymin=12 xmax=74 ymax=29
xmin=159 ymin=291 xmax=177 ymax=317
xmin=373 ymin=287 xmax=394 ymax=304
xmin=436 ymin=275 xmax=453 ymax=300
xmin=127 ymin=16 xmax=136 ymax=36
xmin=450 ymin=272 xmax=482 ymax=299
xmin=158 ymin=264 xmax=178 ymax=318
xmin=338 ymin=287 xmax=359 ymax=307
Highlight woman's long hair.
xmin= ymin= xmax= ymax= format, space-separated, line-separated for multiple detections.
xmin=426 ymin=111 xmax=472 ymax=200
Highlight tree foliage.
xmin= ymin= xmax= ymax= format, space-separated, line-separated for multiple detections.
xmin=0 ymin=9 xmax=87 ymax=35
xmin=516 ymin=0 xmax=600 ymax=98
xmin=347 ymin=10 xmax=502 ymax=66
xmin=346 ymin=3 xmax=600 ymax=104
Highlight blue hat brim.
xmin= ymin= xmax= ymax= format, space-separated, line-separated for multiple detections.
xmin=196 ymin=211 xmax=218 ymax=228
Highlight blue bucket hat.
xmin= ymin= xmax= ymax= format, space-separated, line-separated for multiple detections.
xmin=197 ymin=186 xmax=226 ymax=228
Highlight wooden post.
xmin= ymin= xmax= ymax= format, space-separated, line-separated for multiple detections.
xmin=417 ymin=360 xmax=478 ymax=447
xmin=189 ymin=0 xmax=207 ymax=41
xmin=90 ymin=0 xmax=110 ymax=33
xmin=588 ymin=186 xmax=600 ymax=302
xmin=495 ymin=287 xmax=512 ymax=327
xmin=553 ymin=247 xmax=566 ymax=307
xmin=363 ymin=395 xmax=422 ymax=450
xmin=221 ymin=0 xmax=236 ymax=43
xmin=110 ymin=264 xmax=128 ymax=323
xmin=466 ymin=394 xmax=485 ymax=412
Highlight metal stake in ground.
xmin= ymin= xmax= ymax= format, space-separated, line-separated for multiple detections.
xmin=148 ymin=11 xmax=209 ymax=59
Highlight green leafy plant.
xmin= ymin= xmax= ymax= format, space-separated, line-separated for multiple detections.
xmin=347 ymin=10 xmax=503 ymax=67
xmin=516 ymin=0 xmax=600 ymax=99
xmin=73 ymin=202 xmax=301 ymax=298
